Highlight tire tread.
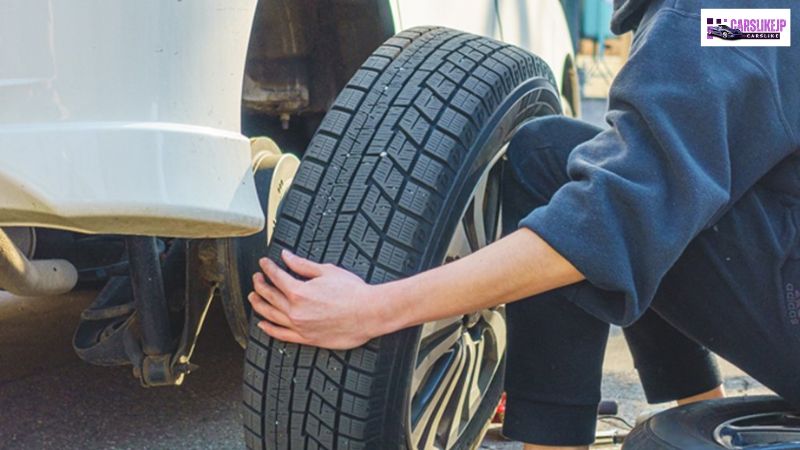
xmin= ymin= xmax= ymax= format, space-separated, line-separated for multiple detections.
xmin=244 ymin=26 xmax=555 ymax=449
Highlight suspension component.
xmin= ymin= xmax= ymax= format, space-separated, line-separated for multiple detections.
xmin=0 ymin=227 xmax=77 ymax=296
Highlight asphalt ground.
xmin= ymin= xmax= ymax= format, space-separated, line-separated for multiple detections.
xmin=0 ymin=291 xmax=245 ymax=450
xmin=0 ymin=290 xmax=771 ymax=450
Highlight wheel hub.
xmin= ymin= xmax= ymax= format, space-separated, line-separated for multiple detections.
xmin=463 ymin=312 xmax=481 ymax=329
xmin=714 ymin=412 xmax=800 ymax=449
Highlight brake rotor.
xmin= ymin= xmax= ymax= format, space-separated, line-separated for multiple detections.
xmin=265 ymin=152 xmax=299 ymax=243
xmin=219 ymin=137 xmax=300 ymax=347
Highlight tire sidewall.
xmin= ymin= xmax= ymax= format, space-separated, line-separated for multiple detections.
xmin=624 ymin=396 xmax=794 ymax=450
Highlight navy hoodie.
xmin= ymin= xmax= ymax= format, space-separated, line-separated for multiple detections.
xmin=520 ymin=0 xmax=800 ymax=325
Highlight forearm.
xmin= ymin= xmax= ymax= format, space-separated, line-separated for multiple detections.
xmin=375 ymin=228 xmax=585 ymax=334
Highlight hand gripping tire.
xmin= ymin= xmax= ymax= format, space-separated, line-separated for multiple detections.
xmin=243 ymin=27 xmax=562 ymax=450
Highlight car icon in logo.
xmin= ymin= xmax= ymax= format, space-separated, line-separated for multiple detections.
xmin=708 ymin=24 xmax=743 ymax=39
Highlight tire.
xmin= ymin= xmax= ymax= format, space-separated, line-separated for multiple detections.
xmin=243 ymin=27 xmax=561 ymax=450
xmin=623 ymin=396 xmax=799 ymax=449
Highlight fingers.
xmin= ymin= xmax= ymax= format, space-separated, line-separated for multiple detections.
xmin=248 ymin=292 xmax=292 ymax=328
xmin=281 ymin=249 xmax=325 ymax=278
xmin=252 ymin=272 xmax=290 ymax=311
xmin=258 ymin=320 xmax=307 ymax=345
xmin=259 ymin=257 xmax=300 ymax=295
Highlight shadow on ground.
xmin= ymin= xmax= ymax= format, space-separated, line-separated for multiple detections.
xmin=0 ymin=292 xmax=245 ymax=450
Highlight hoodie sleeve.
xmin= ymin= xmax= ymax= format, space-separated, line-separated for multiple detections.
xmin=519 ymin=8 xmax=797 ymax=325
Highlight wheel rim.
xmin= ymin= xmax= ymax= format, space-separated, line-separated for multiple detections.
xmin=407 ymin=147 xmax=508 ymax=450
xmin=714 ymin=412 xmax=800 ymax=449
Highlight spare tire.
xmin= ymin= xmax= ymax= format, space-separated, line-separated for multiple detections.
xmin=243 ymin=27 xmax=561 ymax=450
xmin=624 ymin=396 xmax=800 ymax=449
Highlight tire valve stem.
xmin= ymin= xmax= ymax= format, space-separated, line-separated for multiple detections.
xmin=280 ymin=112 xmax=290 ymax=130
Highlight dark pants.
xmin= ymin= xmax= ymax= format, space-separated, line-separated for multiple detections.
xmin=501 ymin=116 xmax=800 ymax=446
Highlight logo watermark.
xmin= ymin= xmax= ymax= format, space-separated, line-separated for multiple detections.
xmin=701 ymin=9 xmax=791 ymax=47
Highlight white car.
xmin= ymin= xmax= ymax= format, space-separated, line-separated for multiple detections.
xmin=0 ymin=1 xmax=576 ymax=449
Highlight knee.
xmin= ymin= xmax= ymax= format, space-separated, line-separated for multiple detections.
xmin=506 ymin=115 xmax=603 ymax=172
xmin=505 ymin=116 xmax=598 ymax=203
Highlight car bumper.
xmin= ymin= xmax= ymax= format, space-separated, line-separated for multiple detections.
xmin=0 ymin=122 xmax=262 ymax=238
xmin=0 ymin=0 xmax=262 ymax=238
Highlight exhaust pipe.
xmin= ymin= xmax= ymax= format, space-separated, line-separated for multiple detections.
xmin=0 ymin=228 xmax=78 ymax=297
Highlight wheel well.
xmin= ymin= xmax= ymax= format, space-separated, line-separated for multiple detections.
xmin=241 ymin=0 xmax=394 ymax=148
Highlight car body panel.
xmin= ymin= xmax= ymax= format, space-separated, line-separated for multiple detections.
xmin=0 ymin=0 xmax=262 ymax=238
xmin=390 ymin=0 xmax=573 ymax=96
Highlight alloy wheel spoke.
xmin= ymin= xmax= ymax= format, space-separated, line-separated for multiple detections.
xmin=467 ymin=170 xmax=490 ymax=251
xmin=419 ymin=316 xmax=464 ymax=341
xmin=433 ymin=342 xmax=471 ymax=449
xmin=481 ymin=308 xmax=507 ymax=358
xmin=412 ymin=320 xmax=464 ymax=395
xmin=412 ymin=341 xmax=467 ymax=449
xmin=446 ymin=221 xmax=472 ymax=261
xmin=444 ymin=333 xmax=482 ymax=445
xmin=464 ymin=335 xmax=485 ymax=420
